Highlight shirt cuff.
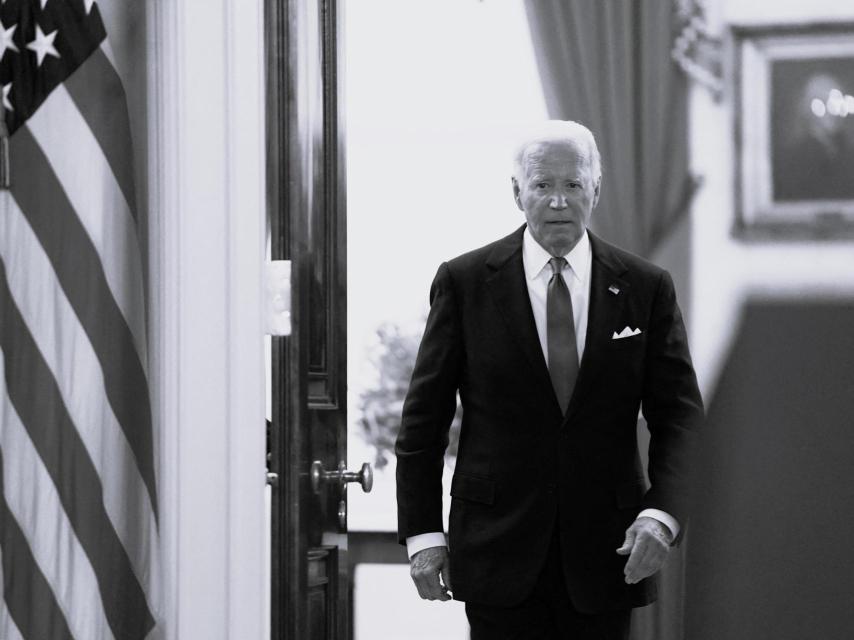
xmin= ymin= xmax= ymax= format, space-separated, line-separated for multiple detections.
xmin=637 ymin=508 xmax=680 ymax=541
xmin=405 ymin=532 xmax=447 ymax=559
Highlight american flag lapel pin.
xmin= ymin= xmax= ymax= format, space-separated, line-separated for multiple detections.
xmin=608 ymin=284 xmax=620 ymax=295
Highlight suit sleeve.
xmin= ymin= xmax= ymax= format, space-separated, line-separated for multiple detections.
xmin=395 ymin=262 xmax=463 ymax=545
xmin=640 ymin=270 xmax=704 ymax=528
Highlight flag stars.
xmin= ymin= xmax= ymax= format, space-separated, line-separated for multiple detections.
xmin=27 ymin=24 xmax=60 ymax=67
xmin=2 ymin=83 xmax=12 ymax=112
xmin=0 ymin=20 xmax=18 ymax=61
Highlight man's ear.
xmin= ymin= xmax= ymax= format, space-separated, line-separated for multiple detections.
xmin=592 ymin=176 xmax=602 ymax=209
xmin=511 ymin=177 xmax=524 ymax=212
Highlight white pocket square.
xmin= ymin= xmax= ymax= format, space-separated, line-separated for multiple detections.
xmin=612 ymin=326 xmax=642 ymax=340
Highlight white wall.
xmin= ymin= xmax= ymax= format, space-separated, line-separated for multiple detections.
xmin=690 ymin=0 xmax=854 ymax=396
xmin=148 ymin=1 xmax=267 ymax=638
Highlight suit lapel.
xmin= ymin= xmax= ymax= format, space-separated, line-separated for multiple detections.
xmin=485 ymin=226 xmax=556 ymax=409
xmin=484 ymin=227 xmax=631 ymax=420
xmin=563 ymin=232 xmax=630 ymax=424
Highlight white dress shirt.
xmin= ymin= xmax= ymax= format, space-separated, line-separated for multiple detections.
xmin=405 ymin=229 xmax=678 ymax=558
xmin=522 ymin=225 xmax=591 ymax=365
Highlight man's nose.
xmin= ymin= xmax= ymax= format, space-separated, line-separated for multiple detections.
xmin=549 ymin=192 xmax=568 ymax=209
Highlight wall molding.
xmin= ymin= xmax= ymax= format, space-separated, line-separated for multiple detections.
xmin=148 ymin=1 xmax=266 ymax=638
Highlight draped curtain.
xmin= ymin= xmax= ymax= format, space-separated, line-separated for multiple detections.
xmin=524 ymin=3 xmax=693 ymax=639
xmin=524 ymin=0 xmax=693 ymax=258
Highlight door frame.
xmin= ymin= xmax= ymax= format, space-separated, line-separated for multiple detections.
xmin=149 ymin=1 xmax=267 ymax=638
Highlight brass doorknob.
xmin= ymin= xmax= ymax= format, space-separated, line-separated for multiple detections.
xmin=310 ymin=460 xmax=373 ymax=494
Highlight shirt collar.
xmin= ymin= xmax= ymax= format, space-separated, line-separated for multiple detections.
xmin=522 ymin=226 xmax=590 ymax=284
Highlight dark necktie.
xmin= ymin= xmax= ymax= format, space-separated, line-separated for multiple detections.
xmin=547 ymin=257 xmax=579 ymax=414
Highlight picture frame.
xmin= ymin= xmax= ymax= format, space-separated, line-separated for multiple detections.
xmin=733 ymin=23 xmax=854 ymax=240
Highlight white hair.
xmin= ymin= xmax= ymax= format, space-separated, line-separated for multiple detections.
xmin=512 ymin=120 xmax=602 ymax=185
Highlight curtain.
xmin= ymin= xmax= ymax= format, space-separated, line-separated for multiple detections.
xmin=524 ymin=0 xmax=694 ymax=258
xmin=524 ymin=3 xmax=693 ymax=639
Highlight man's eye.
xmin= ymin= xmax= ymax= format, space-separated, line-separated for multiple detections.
xmin=568 ymin=182 xmax=580 ymax=189
xmin=536 ymin=182 xmax=548 ymax=189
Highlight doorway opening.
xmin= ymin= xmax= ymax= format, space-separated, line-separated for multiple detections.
xmin=344 ymin=2 xmax=546 ymax=638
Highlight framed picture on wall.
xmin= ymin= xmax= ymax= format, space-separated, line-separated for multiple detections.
xmin=733 ymin=23 xmax=854 ymax=240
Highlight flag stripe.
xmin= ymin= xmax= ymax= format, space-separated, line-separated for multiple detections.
xmin=0 ymin=195 xmax=158 ymax=605
xmin=27 ymin=83 xmax=148 ymax=372
xmin=64 ymin=46 xmax=138 ymax=221
xmin=0 ymin=547 xmax=25 ymax=640
xmin=0 ymin=351 xmax=116 ymax=640
xmin=0 ymin=568 xmax=25 ymax=640
xmin=0 ymin=451 xmax=75 ymax=640
xmin=0 ymin=260 xmax=155 ymax=639
xmin=64 ymin=42 xmax=136 ymax=219
xmin=9 ymin=126 xmax=158 ymax=518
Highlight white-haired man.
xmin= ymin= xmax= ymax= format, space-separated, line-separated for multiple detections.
xmin=395 ymin=121 xmax=703 ymax=639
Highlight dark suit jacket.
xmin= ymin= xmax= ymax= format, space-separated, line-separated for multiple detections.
xmin=395 ymin=225 xmax=703 ymax=613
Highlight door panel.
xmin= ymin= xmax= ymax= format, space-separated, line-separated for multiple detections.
xmin=267 ymin=0 xmax=357 ymax=638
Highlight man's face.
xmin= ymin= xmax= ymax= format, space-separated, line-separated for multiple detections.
xmin=512 ymin=139 xmax=600 ymax=256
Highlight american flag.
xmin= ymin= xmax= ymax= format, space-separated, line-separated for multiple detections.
xmin=0 ymin=1 xmax=159 ymax=639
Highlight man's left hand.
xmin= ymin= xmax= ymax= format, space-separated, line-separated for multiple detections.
xmin=616 ymin=516 xmax=673 ymax=584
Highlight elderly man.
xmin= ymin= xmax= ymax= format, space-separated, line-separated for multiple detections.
xmin=394 ymin=120 xmax=703 ymax=639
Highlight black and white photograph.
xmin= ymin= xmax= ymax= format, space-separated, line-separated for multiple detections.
xmin=0 ymin=1 xmax=852 ymax=640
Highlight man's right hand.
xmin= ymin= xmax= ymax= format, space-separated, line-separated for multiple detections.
xmin=409 ymin=545 xmax=453 ymax=601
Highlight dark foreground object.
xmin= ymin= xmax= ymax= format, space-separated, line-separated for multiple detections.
xmin=686 ymin=300 xmax=854 ymax=639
